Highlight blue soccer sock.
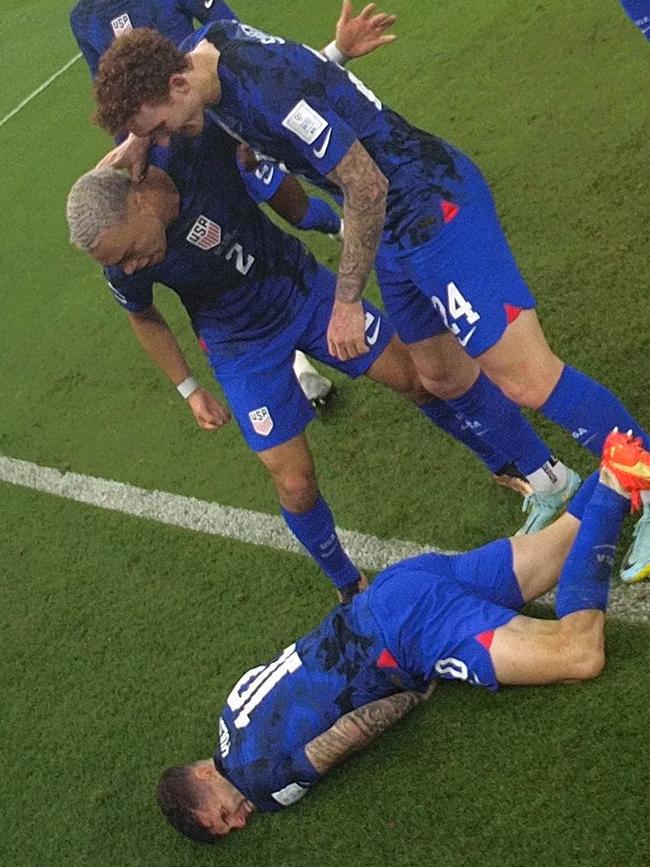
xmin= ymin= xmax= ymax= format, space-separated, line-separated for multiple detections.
xmin=297 ymin=197 xmax=342 ymax=236
xmin=281 ymin=495 xmax=360 ymax=590
xmin=541 ymin=365 xmax=650 ymax=456
xmin=566 ymin=471 xmax=600 ymax=521
xmin=555 ymin=482 xmax=629 ymax=618
xmin=620 ymin=0 xmax=650 ymax=39
xmin=420 ymin=398 xmax=508 ymax=472
xmin=444 ymin=373 xmax=553 ymax=475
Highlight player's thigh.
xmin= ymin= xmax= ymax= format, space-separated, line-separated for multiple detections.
xmin=449 ymin=539 xmax=524 ymax=609
xmin=404 ymin=186 xmax=537 ymax=360
xmin=256 ymin=431 xmax=315 ymax=480
xmin=404 ymin=332 xmax=480 ymax=397
xmin=489 ymin=615 xmax=577 ymax=685
xmin=509 ymin=512 xmax=580 ymax=603
xmin=215 ymin=350 xmax=315 ymax=454
xmin=363 ymin=334 xmax=431 ymax=402
xmin=376 ymin=252 xmax=447 ymax=347
xmin=298 ymin=267 xmax=395 ymax=377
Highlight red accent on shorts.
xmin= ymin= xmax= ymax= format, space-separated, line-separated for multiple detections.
xmin=198 ymin=337 xmax=208 ymax=353
xmin=504 ymin=303 xmax=522 ymax=325
xmin=377 ymin=648 xmax=399 ymax=669
xmin=441 ymin=200 xmax=460 ymax=223
xmin=475 ymin=630 xmax=495 ymax=651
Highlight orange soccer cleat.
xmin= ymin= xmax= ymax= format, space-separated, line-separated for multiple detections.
xmin=601 ymin=429 xmax=650 ymax=512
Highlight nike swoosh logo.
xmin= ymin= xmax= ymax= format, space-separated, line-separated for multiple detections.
xmin=366 ymin=317 xmax=381 ymax=346
xmin=458 ymin=326 xmax=477 ymax=348
xmin=204 ymin=0 xmax=214 ymax=7
xmin=313 ymin=128 xmax=332 ymax=159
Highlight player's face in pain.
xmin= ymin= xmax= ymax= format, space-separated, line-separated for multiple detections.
xmin=129 ymin=75 xmax=206 ymax=145
xmin=191 ymin=761 xmax=256 ymax=838
xmin=90 ymin=201 xmax=167 ymax=275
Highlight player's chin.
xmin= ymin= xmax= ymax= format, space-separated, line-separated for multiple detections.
xmin=182 ymin=117 xmax=204 ymax=137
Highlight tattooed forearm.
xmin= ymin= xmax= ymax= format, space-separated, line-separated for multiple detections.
xmin=305 ymin=689 xmax=430 ymax=775
xmin=327 ymin=140 xmax=388 ymax=303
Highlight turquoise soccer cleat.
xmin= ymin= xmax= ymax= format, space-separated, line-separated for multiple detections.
xmin=620 ymin=510 xmax=650 ymax=583
xmin=515 ymin=468 xmax=582 ymax=535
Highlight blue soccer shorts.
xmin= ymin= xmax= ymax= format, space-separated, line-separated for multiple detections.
xmin=202 ymin=265 xmax=394 ymax=452
xmin=378 ymin=157 xmax=536 ymax=356
xmin=365 ymin=539 xmax=524 ymax=691
xmin=238 ymin=158 xmax=286 ymax=204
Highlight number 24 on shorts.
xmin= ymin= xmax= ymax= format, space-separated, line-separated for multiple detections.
xmin=431 ymin=281 xmax=480 ymax=347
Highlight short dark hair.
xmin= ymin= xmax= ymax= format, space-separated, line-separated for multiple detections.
xmin=94 ymin=28 xmax=188 ymax=135
xmin=156 ymin=764 xmax=218 ymax=844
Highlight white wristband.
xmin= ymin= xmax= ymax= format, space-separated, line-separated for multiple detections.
xmin=176 ymin=376 xmax=199 ymax=399
xmin=323 ymin=41 xmax=349 ymax=66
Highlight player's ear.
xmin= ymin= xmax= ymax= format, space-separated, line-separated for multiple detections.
xmin=193 ymin=760 xmax=217 ymax=782
xmin=169 ymin=72 xmax=191 ymax=96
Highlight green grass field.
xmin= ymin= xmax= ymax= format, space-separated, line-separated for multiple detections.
xmin=1 ymin=1 xmax=649 ymax=864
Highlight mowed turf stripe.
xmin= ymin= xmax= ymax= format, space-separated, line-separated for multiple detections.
xmin=3 ymin=452 xmax=650 ymax=624
xmin=0 ymin=453 xmax=441 ymax=569
xmin=0 ymin=53 xmax=81 ymax=129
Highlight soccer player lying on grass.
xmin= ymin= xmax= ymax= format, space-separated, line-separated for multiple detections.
xmin=70 ymin=0 xmax=397 ymax=407
xmin=67 ymin=121 xmax=488 ymax=604
xmin=620 ymin=0 xmax=650 ymax=39
xmin=155 ymin=430 xmax=650 ymax=842
xmin=92 ymin=12 xmax=650 ymax=574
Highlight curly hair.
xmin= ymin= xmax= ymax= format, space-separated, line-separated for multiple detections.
xmin=94 ymin=28 xmax=188 ymax=136
xmin=156 ymin=764 xmax=219 ymax=845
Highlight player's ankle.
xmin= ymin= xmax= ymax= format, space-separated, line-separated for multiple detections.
xmin=598 ymin=466 xmax=630 ymax=499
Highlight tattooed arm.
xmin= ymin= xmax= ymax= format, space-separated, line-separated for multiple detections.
xmin=304 ymin=685 xmax=435 ymax=775
xmin=326 ymin=140 xmax=388 ymax=360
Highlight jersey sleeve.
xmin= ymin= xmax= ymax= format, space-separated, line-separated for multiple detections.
xmin=239 ymin=748 xmax=321 ymax=813
xmin=104 ymin=269 xmax=154 ymax=313
xmin=241 ymin=42 xmax=361 ymax=177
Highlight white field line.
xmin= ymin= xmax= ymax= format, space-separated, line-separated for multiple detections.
xmin=0 ymin=454 xmax=437 ymax=571
xmin=2 ymin=453 xmax=650 ymax=623
xmin=0 ymin=53 xmax=82 ymax=130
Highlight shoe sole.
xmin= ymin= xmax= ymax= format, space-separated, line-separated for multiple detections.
xmin=620 ymin=561 xmax=650 ymax=584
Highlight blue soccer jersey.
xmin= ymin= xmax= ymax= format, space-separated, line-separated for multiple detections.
xmin=215 ymin=541 xmax=523 ymax=812
xmin=620 ymin=0 xmax=650 ymax=38
xmin=215 ymin=603 xmax=424 ymax=813
xmin=104 ymin=123 xmax=314 ymax=351
xmin=70 ymin=0 xmax=236 ymax=77
xmin=182 ymin=20 xmax=470 ymax=251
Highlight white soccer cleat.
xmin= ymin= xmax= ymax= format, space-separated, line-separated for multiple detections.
xmin=298 ymin=371 xmax=335 ymax=408
xmin=515 ymin=469 xmax=582 ymax=535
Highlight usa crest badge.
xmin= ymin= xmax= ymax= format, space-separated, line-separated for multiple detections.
xmin=249 ymin=407 xmax=274 ymax=437
xmin=187 ymin=215 xmax=222 ymax=251
xmin=111 ymin=13 xmax=133 ymax=36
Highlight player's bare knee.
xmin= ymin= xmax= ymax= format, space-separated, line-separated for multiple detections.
xmin=557 ymin=620 xmax=605 ymax=681
xmin=274 ymin=470 xmax=318 ymax=512
xmin=494 ymin=374 xmax=552 ymax=410
xmin=417 ymin=371 xmax=461 ymax=401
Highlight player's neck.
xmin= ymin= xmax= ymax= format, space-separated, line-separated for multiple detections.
xmin=189 ymin=42 xmax=222 ymax=106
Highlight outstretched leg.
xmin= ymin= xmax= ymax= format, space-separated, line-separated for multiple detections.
xmin=488 ymin=432 xmax=650 ymax=685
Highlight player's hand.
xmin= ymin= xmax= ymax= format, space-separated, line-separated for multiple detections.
xmin=236 ymin=142 xmax=260 ymax=173
xmin=335 ymin=0 xmax=398 ymax=60
xmin=96 ymin=133 xmax=152 ymax=181
xmin=187 ymin=388 xmax=231 ymax=430
xmin=327 ymin=298 xmax=369 ymax=360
